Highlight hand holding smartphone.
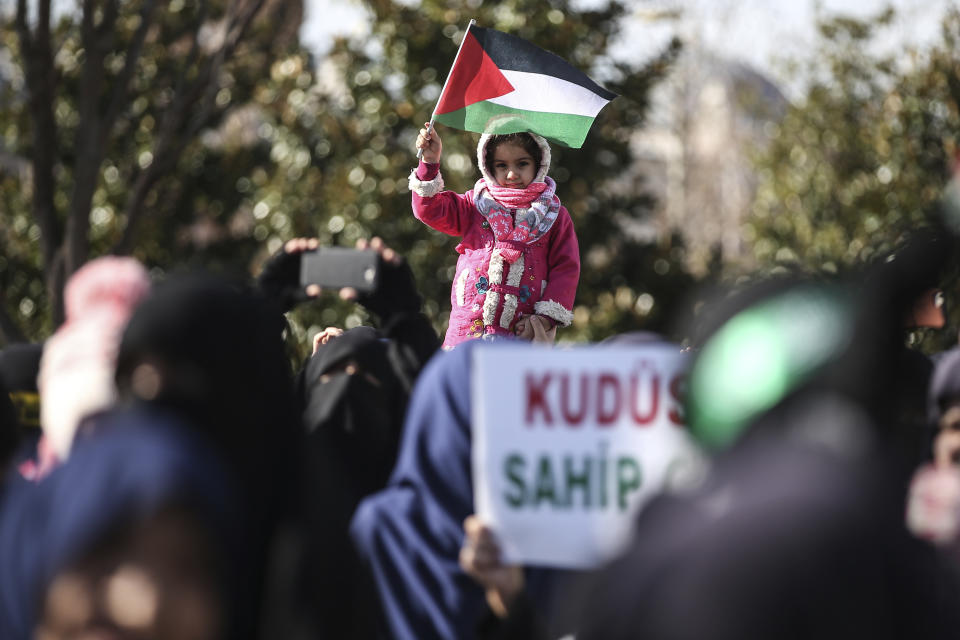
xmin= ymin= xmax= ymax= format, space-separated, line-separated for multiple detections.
xmin=299 ymin=248 xmax=380 ymax=294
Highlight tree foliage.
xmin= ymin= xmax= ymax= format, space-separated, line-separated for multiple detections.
xmin=745 ymin=7 xmax=960 ymax=275
xmin=0 ymin=0 xmax=304 ymax=340
xmin=1 ymin=0 xmax=687 ymax=349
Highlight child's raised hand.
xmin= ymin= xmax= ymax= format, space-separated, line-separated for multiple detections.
xmin=416 ymin=122 xmax=443 ymax=163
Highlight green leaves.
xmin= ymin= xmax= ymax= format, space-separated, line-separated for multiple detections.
xmin=1 ymin=0 xmax=685 ymax=349
xmin=748 ymin=8 xmax=960 ymax=275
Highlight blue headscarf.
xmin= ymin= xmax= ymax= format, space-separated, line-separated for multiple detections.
xmin=0 ymin=408 xmax=236 ymax=639
xmin=350 ymin=339 xmax=575 ymax=639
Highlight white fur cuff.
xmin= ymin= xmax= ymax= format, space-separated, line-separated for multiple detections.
xmin=534 ymin=300 xmax=574 ymax=327
xmin=408 ymin=168 xmax=445 ymax=197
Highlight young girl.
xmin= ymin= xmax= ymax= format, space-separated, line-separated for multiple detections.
xmin=409 ymin=123 xmax=580 ymax=349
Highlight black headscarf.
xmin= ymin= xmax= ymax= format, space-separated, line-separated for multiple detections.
xmin=0 ymin=379 xmax=17 ymax=474
xmin=0 ymin=343 xmax=43 ymax=465
xmin=0 ymin=343 xmax=42 ymax=394
xmin=114 ymin=272 xmax=299 ymax=640
xmin=303 ymin=327 xmax=400 ymax=445
xmin=295 ymin=326 xmax=410 ymax=638
xmin=570 ymin=230 xmax=960 ymax=640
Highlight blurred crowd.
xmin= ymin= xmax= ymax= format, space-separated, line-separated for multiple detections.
xmin=5 ymin=213 xmax=960 ymax=640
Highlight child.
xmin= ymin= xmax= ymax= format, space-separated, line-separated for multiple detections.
xmin=409 ymin=122 xmax=580 ymax=348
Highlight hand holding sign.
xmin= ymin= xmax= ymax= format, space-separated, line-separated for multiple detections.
xmin=471 ymin=343 xmax=702 ymax=568
xmin=459 ymin=515 xmax=524 ymax=618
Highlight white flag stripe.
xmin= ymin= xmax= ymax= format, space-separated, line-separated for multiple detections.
xmin=489 ymin=70 xmax=611 ymax=117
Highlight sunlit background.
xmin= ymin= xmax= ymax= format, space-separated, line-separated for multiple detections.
xmin=3 ymin=0 xmax=960 ymax=352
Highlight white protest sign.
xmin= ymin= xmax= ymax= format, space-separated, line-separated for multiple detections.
xmin=471 ymin=343 xmax=701 ymax=569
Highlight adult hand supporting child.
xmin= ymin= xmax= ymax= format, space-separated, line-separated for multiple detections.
xmin=530 ymin=315 xmax=557 ymax=344
xmin=514 ymin=315 xmax=557 ymax=344
xmin=416 ymin=122 xmax=443 ymax=164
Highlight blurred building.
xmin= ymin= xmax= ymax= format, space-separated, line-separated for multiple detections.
xmin=632 ymin=47 xmax=788 ymax=275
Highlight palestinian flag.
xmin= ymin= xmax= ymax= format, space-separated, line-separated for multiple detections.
xmin=432 ymin=25 xmax=617 ymax=148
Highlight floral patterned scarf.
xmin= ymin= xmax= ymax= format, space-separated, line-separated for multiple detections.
xmin=473 ymin=176 xmax=561 ymax=263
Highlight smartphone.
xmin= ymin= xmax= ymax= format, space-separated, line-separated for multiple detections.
xmin=299 ymin=247 xmax=380 ymax=293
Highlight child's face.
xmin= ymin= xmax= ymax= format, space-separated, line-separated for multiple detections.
xmin=491 ymin=142 xmax=536 ymax=189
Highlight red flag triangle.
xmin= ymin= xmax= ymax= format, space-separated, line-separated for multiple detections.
xmin=435 ymin=31 xmax=515 ymax=115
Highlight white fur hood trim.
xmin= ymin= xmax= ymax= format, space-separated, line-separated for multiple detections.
xmin=477 ymin=132 xmax=551 ymax=185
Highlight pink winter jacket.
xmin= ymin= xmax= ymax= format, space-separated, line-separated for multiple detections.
xmin=412 ymin=161 xmax=580 ymax=348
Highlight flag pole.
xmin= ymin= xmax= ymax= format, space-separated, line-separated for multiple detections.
xmin=417 ymin=19 xmax=477 ymax=160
